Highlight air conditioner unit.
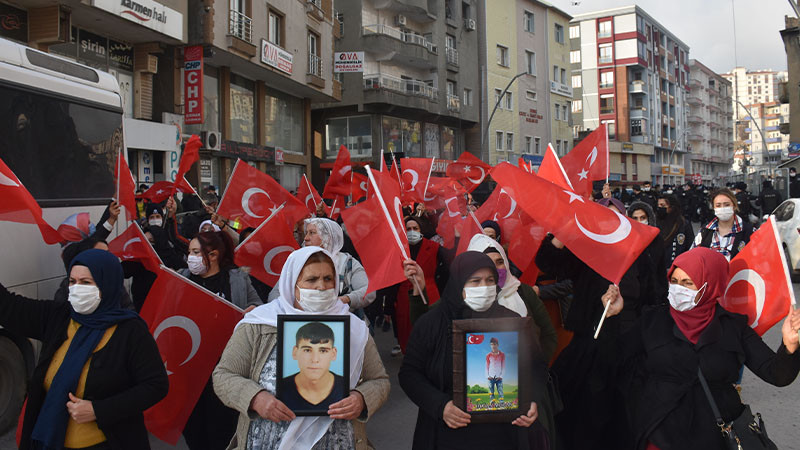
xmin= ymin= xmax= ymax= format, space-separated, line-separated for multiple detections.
xmin=465 ymin=19 xmax=476 ymax=31
xmin=394 ymin=15 xmax=407 ymax=27
xmin=201 ymin=131 xmax=221 ymax=151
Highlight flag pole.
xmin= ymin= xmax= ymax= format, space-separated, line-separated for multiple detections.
xmin=391 ymin=152 xmax=404 ymax=191
xmin=304 ymin=175 xmax=321 ymax=208
xmin=422 ymin=158 xmax=435 ymax=200
xmin=594 ymin=286 xmax=616 ymax=340
xmin=468 ymin=210 xmax=483 ymax=230
xmin=365 ymin=165 xmax=427 ymax=304
xmin=605 ymin=122 xmax=610 ymax=184
xmin=234 ymin=203 xmax=285 ymax=253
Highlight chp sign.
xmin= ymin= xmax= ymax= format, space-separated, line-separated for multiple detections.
xmin=184 ymin=45 xmax=203 ymax=125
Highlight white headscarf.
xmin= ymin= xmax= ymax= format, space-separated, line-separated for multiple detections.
xmin=303 ymin=218 xmax=350 ymax=278
xmin=198 ymin=219 xmax=221 ymax=232
xmin=467 ymin=234 xmax=528 ymax=317
xmin=237 ymin=246 xmax=369 ymax=450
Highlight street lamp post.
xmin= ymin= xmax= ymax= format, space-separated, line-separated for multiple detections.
xmin=482 ymin=71 xmax=529 ymax=161
xmin=733 ymin=99 xmax=772 ymax=176
xmin=668 ymin=128 xmax=691 ymax=184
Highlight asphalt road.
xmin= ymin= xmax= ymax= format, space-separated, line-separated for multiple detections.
xmin=3 ymin=293 xmax=800 ymax=450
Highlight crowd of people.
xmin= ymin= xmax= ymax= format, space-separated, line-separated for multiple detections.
xmin=2 ymin=172 xmax=800 ymax=450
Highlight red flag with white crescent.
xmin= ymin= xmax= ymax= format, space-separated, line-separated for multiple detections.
xmin=467 ymin=334 xmax=485 ymax=344
xmin=400 ymin=157 xmax=434 ymax=204
xmin=115 ymin=149 xmax=138 ymax=221
xmin=537 ymin=144 xmax=574 ymax=191
xmin=140 ymin=267 xmax=243 ymax=444
xmin=490 ymin=162 xmax=658 ymax=285
xmin=721 ymin=216 xmax=796 ymax=336
xmin=175 ymin=135 xmax=201 ymax=183
xmin=446 ymin=152 xmax=492 ymax=193
xmin=296 ymin=174 xmax=329 ymax=216
xmin=142 ymin=180 xmax=195 ymax=203
xmin=560 ymin=125 xmax=608 ymax=197
xmin=323 ymin=145 xmax=353 ymax=199
xmin=107 ymin=222 xmax=163 ymax=273
xmin=0 ymin=156 xmax=62 ymax=244
xmin=351 ymin=172 xmax=368 ymax=202
xmin=234 ymin=208 xmax=299 ymax=286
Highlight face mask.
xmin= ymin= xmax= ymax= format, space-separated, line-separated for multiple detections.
xmin=665 ymin=190 xmax=673 ymax=194
xmin=149 ymin=218 xmax=163 ymax=227
xmin=657 ymin=207 xmax=668 ymax=218
xmin=643 ymin=187 xmax=651 ymax=192
xmin=407 ymin=230 xmax=423 ymax=245
xmin=626 ymin=189 xmax=633 ymax=193
xmin=496 ymin=269 xmax=508 ymax=287
xmin=714 ymin=206 xmax=734 ymax=222
xmin=668 ymin=282 xmax=706 ymax=312
xmin=297 ymin=288 xmax=339 ymax=312
xmin=68 ymin=284 xmax=102 ymax=315
xmin=187 ymin=254 xmax=207 ymax=275
xmin=463 ymin=285 xmax=497 ymax=312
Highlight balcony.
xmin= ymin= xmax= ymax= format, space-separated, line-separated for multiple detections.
xmin=629 ymin=80 xmax=646 ymax=94
xmin=708 ymin=87 xmax=719 ymax=97
xmin=227 ymin=10 xmax=257 ymax=57
xmin=662 ymin=115 xmax=669 ymax=125
xmin=686 ymin=96 xmax=702 ymax=106
xmin=688 ymin=114 xmax=704 ymax=124
xmin=362 ymin=24 xmax=438 ymax=69
xmin=707 ymin=103 xmax=721 ymax=112
xmin=689 ymin=78 xmax=702 ymax=89
xmin=688 ymin=132 xmax=704 ymax=141
xmin=445 ymin=46 xmax=459 ymax=67
xmin=447 ymin=94 xmax=461 ymax=112
xmin=306 ymin=54 xmax=325 ymax=88
xmin=306 ymin=0 xmax=325 ymax=21
xmin=333 ymin=10 xmax=343 ymax=39
xmin=660 ymin=91 xmax=668 ymax=103
xmin=363 ymin=73 xmax=439 ymax=110
xmin=629 ymin=106 xmax=648 ymax=119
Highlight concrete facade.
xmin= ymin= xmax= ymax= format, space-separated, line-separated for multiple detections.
xmin=687 ymin=59 xmax=734 ymax=184
xmin=546 ymin=4 xmax=573 ymax=157
xmin=781 ymin=16 xmax=800 ymax=155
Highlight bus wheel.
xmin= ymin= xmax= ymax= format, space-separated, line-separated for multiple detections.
xmin=0 ymin=336 xmax=25 ymax=434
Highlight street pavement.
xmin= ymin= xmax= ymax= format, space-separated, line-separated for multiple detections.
xmin=3 ymin=290 xmax=800 ymax=450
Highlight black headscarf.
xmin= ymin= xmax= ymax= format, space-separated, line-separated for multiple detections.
xmin=480 ymin=220 xmax=502 ymax=241
xmin=439 ymin=251 xmax=507 ymax=320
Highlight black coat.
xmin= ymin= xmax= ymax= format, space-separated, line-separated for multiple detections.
xmin=0 ymin=284 xmax=169 ymax=450
xmin=659 ymin=215 xmax=695 ymax=268
xmin=622 ymin=305 xmax=800 ymax=450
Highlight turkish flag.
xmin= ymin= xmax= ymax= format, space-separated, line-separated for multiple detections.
xmin=341 ymin=168 xmax=409 ymax=293
xmin=352 ymin=172 xmax=368 ymax=202
xmin=296 ymin=174 xmax=328 ymax=216
xmin=234 ymin=208 xmax=299 ymax=286
xmin=467 ymin=334 xmax=484 ymax=344
xmin=140 ymin=267 xmax=243 ymax=444
xmin=475 ymin=185 xmax=523 ymax=246
xmin=329 ymin=195 xmax=345 ymax=221
xmin=510 ymin=214 xmax=546 ymax=285
xmin=108 ymin=222 xmax=163 ymax=273
xmin=115 ymin=150 xmax=138 ymax=221
xmin=388 ymin=153 xmax=404 ymax=192
xmin=518 ymin=157 xmax=534 ymax=173
xmin=142 ymin=179 xmax=195 ymax=203
xmin=425 ymin=176 xmax=466 ymax=211
xmin=721 ymin=217 xmax=796 ymax=336
xmin=490 ymin=163 xmax=659 ymax=285
xmin=216 ymin=159 xmax=308 ymax=230
xmin=0 ymin=157 xmax=61 ymax=244
xmin=400 ymin=158 xmax=434 ymax=204
xmin=537 ymin=144 xmax=574 ymax=191
xmin=323 ymin=145 xmax=352 ymax=199
xmin=560 ymin=125 xmax=609 ymax=197
xmin=176 ymin=135 xmax=201 ymax=182
xmin=446 ymin=152 xmax=492 ymax=193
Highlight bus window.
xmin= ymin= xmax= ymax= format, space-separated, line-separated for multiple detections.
xmin=0 ymin=83 xmax=121 ymax=206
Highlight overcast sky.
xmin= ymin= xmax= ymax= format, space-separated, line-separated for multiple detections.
xmin=548 ymin=0 xmax=796 ymax=74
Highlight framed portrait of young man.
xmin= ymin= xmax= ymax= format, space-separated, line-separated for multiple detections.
xmin=276 ymin=315 xmax=350 ymax=416
xmin=452 ymin=317 xmax=533 ymax=423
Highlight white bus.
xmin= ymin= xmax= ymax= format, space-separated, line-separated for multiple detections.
xmin=0 ymin=36 xmax=124 ymax=432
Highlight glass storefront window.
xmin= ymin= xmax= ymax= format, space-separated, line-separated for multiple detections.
xmin=229 ymin=74 xmax=255 ymax=144
xmin=424 ymin=123 xmax=440 ymax=158
xmin=326 ymin=116 xmax=372 ymax=158
xmin=184 ymin=70 xmax=220 ymax=135
xmin=382 ymin=116 xmax=421 ymax=157
xmin=442 ymin=127 xmax=456 ymax=160
xmin=264 ymin=87 xmax=303 ymax=153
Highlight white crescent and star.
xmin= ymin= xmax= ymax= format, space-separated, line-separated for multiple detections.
xmin=360 ymin=181 xmax=368 ymax=193
xmin=494 ymin=188 xmax=517 ymax=220
xmin=444 ymin=196 xmax=461 ymax=217
xmin=586 ymin=147 xmax=598 ymax=167
xmin=241 ymin=188 xmax=271 ymax=218
xmin=122 ymin=237 xmax=141 ymax=257
xmin=153 ymin=315 xmax=201 ymax=376
xmin=577 ymin=169 xmax=589 ymax=181
xmin=304 ymin=193 xmax=315 ymax=210
xmin=725 ymin=269 xmax=767 ymax=329
xmin=466 ymin=167 xmax=486 ymax=185
xmin=0 ymin=172 xmax=20 ymax=187
xmin=339 ymin=165 xmax=352 ymax=176
xmin=564 ymin=190 xmax=585 ymax=204
xmin=403 ymin=169 xmax=420 ymax=191
xmin=574 ymin=209 xmax=632 ymax=244
xmin=264 ymin=246 xmax=295 ymax=276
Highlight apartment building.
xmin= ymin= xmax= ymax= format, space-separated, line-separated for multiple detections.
xmin=570 ymin=5 xmax=690 ymax=186
xmin=313 ymin=0 xmax=480 ymax=179
xmin=686 ymin=59 xmax=734 ymax=185
xmin=547 ymin=4 xmax=573 ymax=158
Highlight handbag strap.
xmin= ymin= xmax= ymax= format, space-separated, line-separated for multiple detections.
xmin=697 ymin=367 xmax=725 ymax=426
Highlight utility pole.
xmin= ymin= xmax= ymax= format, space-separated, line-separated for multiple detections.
xmin=483 ymin=71 xmax=528 ymax=161
xmin=733 ymin=99 xmax=773 ymax=176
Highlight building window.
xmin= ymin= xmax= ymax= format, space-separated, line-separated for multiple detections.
xmin=553 ymin=65 xmax=559 ymax=82
xmin=525 ymin=136 xmax=532 ymax=154
xmin=554 ymin=24 xmax=564 ymax=44
xmin=506 ymin=133 xmax=514 ymax=152
xmin=308 ymin=31 xmax=321 ymax=76
xmin=570 ymin=50 xmax=581 ymax=64
xmin=603 ymin=120 xmax=616 ymax=138
xmin=525 ymin=51 xmax=536 ymax=75
xmin=463 ymin=88 xmax=473 ymax=106
xmin=600 ymin=95 xmax=614 ymax=114
xmin=264 ymin=86 xmax=304 ymax=153
xmin=598 ymin=20 xmax=612 ymax=38
xmin=600 ymin=70 xmax=614 ymax=88
xmin=496 ymin=45 xmax=510 ymax=67
xmin=326 ymin=115 xmax=372 ymax=158
xmin=556 ymin=140 xmax=562 ymax=155
xmin=505 ymin=92 xmax=513 ymax=109
xmin=572 ymin=100 xmax=582 ymax=113
xmin=229 ymin=74 xmax=255 ymax=144
xmin=534 ymin=137 xmax=541 ymax=154
xmin=599 ymin=43 xmax=613 ymax=64
xmin=523 ymin=11 xmax=535 ymax=33
xmin=494 ymin=88 xmax=503 ymax=108
xmin=554 ymin=103 xmax=561 ymax=120
xmin=526 ymin=90 xmax=537 ymax=101
xmin=569 ymin=24 xmax=580 ymax=39
xmin=268 ymin=9 xmax=283 ymax=46
xmin=560 ymin=68 xmax=567 ymax=85
xmin=572 ymin=74 xmax=582 ymax=88
xmin=496 ymin=131 xmax=504 ymax=150
xmin=631 ymin=119 xmax=642 ymax=136
xmin=382 ymin=116 xmax=421 ymax=156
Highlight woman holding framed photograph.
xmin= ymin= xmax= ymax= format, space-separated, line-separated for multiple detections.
xmin=399 ymin=251 xmax=549 ymax=450
xmin=212 ymin=246 xmax=389 ymax=450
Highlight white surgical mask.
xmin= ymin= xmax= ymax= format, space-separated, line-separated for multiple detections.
xmin=149 ymin=218 xmax=163 ymax=227
xmin=643 ymin=187 xmax=651 ymax=192
xmin=407 ymin=230 xmax=423 ymax=245
xmin=187 ymin=254 xmax=207 ymax=275
xmin=714 ymin=206 xmax=734 ymax=222
xmin=463 ymin=285 xmax=497 ymax=312
xmin=668 ymin=282 xmax=706 ymax=312
xmin=297 ymin=288 xmax=339 ymax=312
xmin=68 ymin=284 xmax=102 ymax=315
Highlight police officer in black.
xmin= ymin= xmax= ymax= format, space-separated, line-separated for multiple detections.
xmin=789 ymin=167 xmax=800 ymax=198
xmin=732 ymin=182 xmax=753 ymax=221
xmin=758 ymin=179 xmax=783 ymax=217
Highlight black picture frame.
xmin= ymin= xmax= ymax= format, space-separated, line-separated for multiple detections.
xmin=276 ymin=314 xmax=350 ymax=416
xmin=452 ymin=317 xmax=533 ymax=423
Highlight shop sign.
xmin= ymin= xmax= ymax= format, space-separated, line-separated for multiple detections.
xmin=549 ymin=80 xmax=573 ymax=97
xmin=200 ymin=159 xmax=213 ymax=181
xmin=519 ymin=109 xmax=543 ymax=124
xmin=92 ymin=0 xmax=184 ymax=41
xmin=220 ymin=141 xmax=275 ymax=163
xmin=621 ymin=143 xmax=634 ymax=153
xmin=334 ymin=52 xmax=364 ymax=73
xmin=0 ymin=3 xmax=28 ymax=43
xmin=275 ymin=148 xmax=285 ymax=165
xmin=261 ymin=39 xmax=293 ymax=75
xmin=108 ymin=39 xmax=134 ymax=71
xmin=183 ymin=45 xmax=204 ymax=125
xmin=78 ymin=29 xmax=109 ymax=66
xmin=139 ymin=150 xmax=153 ymax=183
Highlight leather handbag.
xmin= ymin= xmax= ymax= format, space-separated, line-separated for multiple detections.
xmin=697 ymin=368 xmax=777 ymax=450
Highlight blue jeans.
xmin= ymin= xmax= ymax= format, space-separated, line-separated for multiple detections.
xmin=489 ymin=378 xmax=503 ymax=398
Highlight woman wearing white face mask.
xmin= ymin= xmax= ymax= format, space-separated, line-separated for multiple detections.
xmin=213 ymin=247 xmax=389 ymax=450
xmin=692 ymin=188 xmax=754 ymax=260
xmin=399 ymin=251 xmax=547 ymax=450
xmin=0 ymin=249 xmax=168 ymax=450
xmin=603 ymin=247 xmax=800 ymax=450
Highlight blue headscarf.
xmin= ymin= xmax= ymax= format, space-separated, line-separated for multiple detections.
xmin=31 ymin=249 xmax=139 ymax=449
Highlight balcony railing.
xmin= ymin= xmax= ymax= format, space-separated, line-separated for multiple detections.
xmin=229 ymin=10 xmax=253 ymax=43
xmin=308 ymin=54 xmax=322 ymax=77
xmin=446 ymin=47 xmax=459 ymax=65
xmin=362 ymin=24 xmax=438 ymax=54
xmin=363 ymin=73 xmax=438 ymax=100
xmin=447 ymin=94 xmax=461 ymax=111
